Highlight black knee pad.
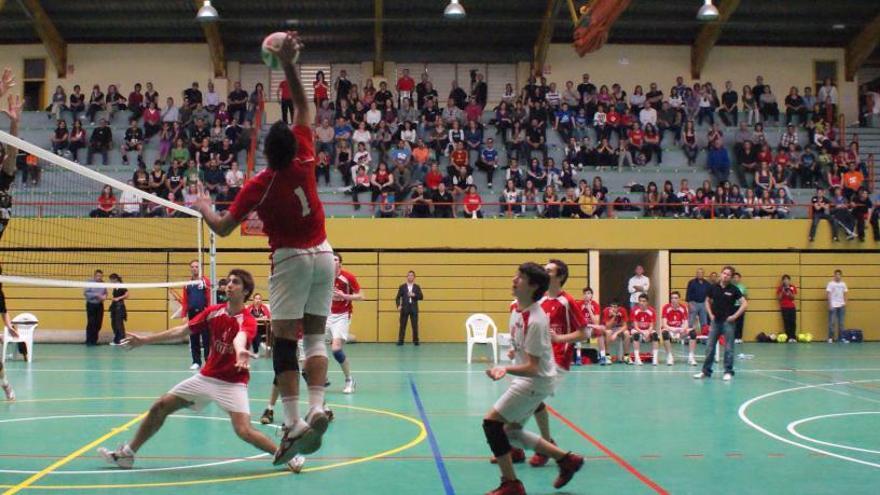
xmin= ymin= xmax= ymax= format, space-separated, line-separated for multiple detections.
xmin=662 ymin=330 xmax=671 ymax=341
xmin=273 ymin=338 xmax=300 ymax=376
xmin=651 ymin=332 xmax=660 ymax=342
xmin=688 ymin=329 xmax=697 ymax=340
xmin=631 ymin=332 xmax=641 ymax=343
xmin=534 ymin=402 xmax=546 ymax=414
xmin=482 ymin=419 xmax=512 ymax=458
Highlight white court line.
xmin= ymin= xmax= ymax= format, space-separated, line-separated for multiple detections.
xmin=0 ymin=414 xmax=273 ymax=475
xmin=737 ymin=378 xmax=880 ymax=469
xmin=16 ymin=367 xmax=880 ymax=375
xmin=787 ymin=412 xmax=880 ymax=455
xmin=756 ymin=372 xmax=880 ymax=405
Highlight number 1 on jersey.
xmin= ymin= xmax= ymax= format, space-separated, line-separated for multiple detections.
xmin=293 ymin=186 xmax=311 ymax=217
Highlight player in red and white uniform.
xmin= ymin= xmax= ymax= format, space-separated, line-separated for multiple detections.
xmin=328 ymin=252 xmax=364 ymax=394
xmin=661 ymin=291 xmax=695 ymax=366
xmin=193 ymin=32 xmax=333 ymax=465
xmin=629 ymin=293 xmax=658 ymax=365
xmin=482 ymin=263 xmax=584 ymax=495
xmin=601 ymin=300 xmax=631 ymax=364
xmin=576 ymin=286 xmax=606 ymax=364
xmin=97 ymin=270 xmax=305 ymax=473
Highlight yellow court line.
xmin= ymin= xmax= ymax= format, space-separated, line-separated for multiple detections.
xmin=1 ymin=412 xmax=148 ymax=495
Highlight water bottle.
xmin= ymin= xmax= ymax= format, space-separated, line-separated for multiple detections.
xmin=573 ymin=343 xmax=582 ymax=366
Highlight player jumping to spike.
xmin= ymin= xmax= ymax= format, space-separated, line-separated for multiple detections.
xmin=97 ymin=270 xmax=305 ymax=473
xmin=193 ymin=32 xmax=335 ymax=465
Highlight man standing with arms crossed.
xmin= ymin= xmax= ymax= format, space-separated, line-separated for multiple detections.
xmin=194 ymin=32 xmax=334 ymax=465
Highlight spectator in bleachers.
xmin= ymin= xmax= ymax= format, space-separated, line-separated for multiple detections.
xmin=499 ymin=178 xmax=522 ymax=217
xmin=118 ymin=180 xmax=141 ymax=217
xmin=818 ymin=78 xmax=839 ymax=119
xmin=851 ymin=187 xmax=877 ymax=242
xmin=161 ymin=97 xmax=179 ymax=124
xmin=576 ymin=181 xmax=597 ymax=218
xmin=462 ymin=185 xmax=483 ymax=218
xmin=121 ymin=119 xmax=145 ymax=167
xmin=144 ymin=81 xmax=159 ymax=108
xmin=779 ymin=123 xmax=798 ymax=151
xmin=775 ymin=188 xmax=793 ymax=219
xmin=735 ymin=140 xmax=757 ymax=187
xmin=194 ymin=138 xmax=212 ymax=170
xmin=742 ymin=85 xmax=758 ymax=125
xmin=68 ymin=120 xmax=87 ymax=163
xmin=374 ymin=120 xmax=393 ymax=154
xmin=203 ymin=159 xmax=225 ymax=198
xmin=148 ymin=160 xmax=167 ymax=198
xmin=432 ymin=181 xmax=454 ymax=218
xmin=202 ymin=80 xmax=219 ymax=113
xmin=165 ymin=160 xmax=184 ymax=200
xmin=142 ymin=102 xmax=161 ymax=141
xmin=128 ymin=83 xmax=144 ymax=121
xmin=362 ymin=78 xmax=376 ymax=107
xmin=86 ymin=84 xmax=105 ymax=125
xmin=717 ymin=81 xmax=737 ymax=126
xmin=183 ymin=81 xmax=202 ymax=111
xmin=660 ymin=180 xmax=680 ymax=217
xmin=802 ymin=86 xmax=816 ymax=123
xmin=51 ymin=120 xmax=69 ymax=155
xmin=227 ymin=82 xmax=248 ymax=123
xmin=190 ymin=118 xmax=209 ymax=154
xmin=784 ymin=87 xmax=806 ymax=126
xmin=526 ymin=118 xmax=547 ymax=161
xmin=406 ymin=183 xmax=431 ymax=218
xmin=170 ymin=136 xmax=189 ymax=165
xmin=475 ymin=137 xmax=499 ymax=189
xmin=86 ymin=119 xmax=112 ymax=166
xmin=449 ymin=80 xmax=467 ymax=110
xmin=105 ymin=85 xmax=126 ymax=120
xmin=132 ymin=164 xmax=150 ymax=195
xmin=191 ymin=103 xmax=211 ymax=130
xmin=49 ymin=85 xmax=66 ymax=121
xmin=376 ymin=81 xmax=394 ymax=108
xmin=842 ymin=162 xmax=864 ymax=200
xmin=760 ymin=85 xmax=780 ymax=124
xmin=90 ymin=185 xmax=116 ymax=218
xmin=682 ymin=120 xmax=698 ymax=166
xmin=643 ymin=181 xmax=661 ymax=217
xmin=69 ymin=84 xmax=85 ymax=122
xmin=657 ymin=101 xmax=681 ymax=145
xmin=225 ymin=160 xmax=244 ymax=199
xmin=183 ymin=159 xmax=203 ymax=189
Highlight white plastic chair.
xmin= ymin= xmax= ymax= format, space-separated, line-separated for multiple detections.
xmin=3 ymin=313 xmax=38 ymax=363
xmin=466 ymin=313 xmax=498 ymax=363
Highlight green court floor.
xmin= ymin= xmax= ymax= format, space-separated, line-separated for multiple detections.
xmin=1 ymin=342 xmax=879 ymax=494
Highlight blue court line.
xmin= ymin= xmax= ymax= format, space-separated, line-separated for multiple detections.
xmin=408 ymin=375 xmax=456 ymax=495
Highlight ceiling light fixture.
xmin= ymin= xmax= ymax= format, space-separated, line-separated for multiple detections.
xmin=444 ymin=0 xmax=466 ymax=19
xmin=831 ymin=24 xmax=846 ymax=30
xmin=696 ymin=0 xmax=720 ymax=22
xmin=196 ymin=0 xmax=219 ymax=23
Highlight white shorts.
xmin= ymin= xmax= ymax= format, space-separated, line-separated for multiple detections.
xmin=168 ymin=374 xmax=250 ymax=415
xmin=493 ymin=378 xmax=556 ymax=425
xmin=269 ymin=240 xmax=335 ymax=320
xmin=326 ymin=313 xmax=351 ymax=342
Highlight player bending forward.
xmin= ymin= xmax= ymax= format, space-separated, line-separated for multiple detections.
xmin=482 ymin=262 xmax=583 ymax=495
xmin=601 ymin=300 xmax=631 ymax=364
xmin=661 ymin=291 xmax=695 ymax=366
xmin=629 ymin=293 xmax=658 ymax=366
xmin=194 ymin=31 xmax=334 ymax=466
xmin=327 ymin=252 xmax=363 ymax=394
xmin=97 ymin=270 xmax=305 ymax=473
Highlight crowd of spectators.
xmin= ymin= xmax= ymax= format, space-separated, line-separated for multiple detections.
xmin=35 ymin=71 xmax=877 ymax=231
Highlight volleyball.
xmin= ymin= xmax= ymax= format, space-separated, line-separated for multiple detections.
xmin=805 ymin=333 xmax=814 ymax=343
xmin=777 ymin=334 xmax=787 ymax=343
xmin=261 ymin=32 xmax=299 ymax=69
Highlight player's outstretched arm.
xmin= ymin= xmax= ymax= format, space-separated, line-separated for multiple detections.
xmin=192 ymin=183 xmax=240 ymax=237
xmin=551 ymin=328 xmax=587 ymax=344
xmin=268 ymin=31 xmax=310 ymax=127
xmin=233 ymin=331 xmax=257 ymax=371
xmin=1 ymin=94 xmax=22 ymax=177
xmin=121 ymin=323 xmax=189 ymax=349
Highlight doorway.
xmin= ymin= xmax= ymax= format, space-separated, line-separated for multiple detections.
xmin=23 ymin=58 xmax=47 ymax=112
xmin=598 ymin=250 xmax=664 ymax=312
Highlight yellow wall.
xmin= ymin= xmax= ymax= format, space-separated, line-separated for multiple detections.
xmin=524 ymin=43 xmax=859 ymax=124
xmin=2 ymin=218 xmax=877 ymax=341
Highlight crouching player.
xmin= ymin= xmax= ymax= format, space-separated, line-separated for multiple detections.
xmin=482 ymin=263 xmax=584 ymax=495
xmin=98 ymin=270 xmax=305 ymax=473
xmin=661 ymin=291 xmax=695 ymax=366
xmin=629 ymin=293 xmax=658 ymax=366
xmin=602 ymin=300 xmax=631 ymax=364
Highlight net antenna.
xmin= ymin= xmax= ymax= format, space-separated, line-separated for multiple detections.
xmin=0 ymin=129 xmax=209 ymax=290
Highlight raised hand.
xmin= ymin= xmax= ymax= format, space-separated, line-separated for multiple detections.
xmin=191 ymin=182 xmax=214 ymax=213
xmin=0 ymin=68 xmax=14 ymax=99
xmin=266 ymin=31 xmax=304 ymax=65
xmin=1 ymin=95 xmax=22 ymax=123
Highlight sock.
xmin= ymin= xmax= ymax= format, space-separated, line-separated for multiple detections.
xmin=1 ymin=377 xmax=7 ymax=387
xmin=281 ymin=396 xmax=300 ymax=427
xmin=652 ymin=350 xmax=658 ymax=361
xmin=308 ymin=385 xmax=324 ymax=410
xmin=266 ymin=405 xmax=273 ymax=411
xmin=688 ymin=352 xmax=694 ymax=360
xmin=599 ymin=350 xmax=606 ymax=357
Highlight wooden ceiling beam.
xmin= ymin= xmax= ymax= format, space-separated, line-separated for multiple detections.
xmin=21 ymin=0 xmax=66 ymax=78
xmin=373 ymin=0 xmax=383 ymax=77
xmin=690 ymin=0 xmax=740 ymax=80
xmin=194 ymin=0 xmax=226 ymax=78
xmin=845 ymin=12 xmax=880 ymax=82
xmin=532 ymin=0 xmax=563 ymax=74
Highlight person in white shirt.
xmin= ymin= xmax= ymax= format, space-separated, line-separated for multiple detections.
xmin=204 ymin=81 xmax=221 ymax=112
xmin=119 ymin=180 xmax=142 ymax=217
xmin=161 ymin=97 xmax=179 ymax=124
xmin=639 ymin=105 xmax=657 ymax=127
xmin=627 ymin=265 xmax=650 ymax=309
xmin=482 ymin=262 xmax=583 ymax=495
xmin=225 ymin=162 xmax=244 ymax=194
xmin=826 ymin=269 xmax=848 ymax=343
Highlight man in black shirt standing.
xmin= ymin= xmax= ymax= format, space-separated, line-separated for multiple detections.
xmin=694 ymin=266 xmax=747 ymax=381
xmin=719 ymin=81 xmax=739 ymax=126
xmin=227 ymin=82 xmax=249 ymax=124
xmin=808 ymin=186 xmax=838 ymax=242
xmin=395 ymin=271 xmax=424 ymax=346
xmin=851 ymin=188 xmax=877 ymax=242
xmin=334 ymin=70 xmax=352 ymax=108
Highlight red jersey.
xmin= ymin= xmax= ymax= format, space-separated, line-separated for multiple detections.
xmin=602 ymin=306 xmax=628 ymax=326
xmin=425 ymin=170 xmax=443 ymax=189
xmin=777 ymin=284 xmax=797 ymax=310
xmin=396 ymin=76 xmax=415 ymax=92
xmin=463 ymin=193 xmax=482 ymax=214
xmin=331 ymin=269 xmax=361 ymax=315
xmin=757 ymin=150 xmax=772 ymax=164
xmin=607 ymin=111 xmax=620 ymax=125
xmin=774 ymin=153 xmax=789 ymax=168
xmin=313 ymin=81 xmax=329 ymax=101
xmin=661 ymin=303 xmax=688 ymax=328
xmin=576 ymin=299 xmax=601 ymax=324
xmin=629 ymin=129 xmax=645 ymax=146
xmin=248 ymin=302 xmax=271 ymax=320
xmin=541 ymin=292 xmax=588 ymax=370
xmin=188 ymin=303 xmax=257 ymax=384
xmin=630 ymin=305 xmax=656 ymax=331
xmin=451 ymin=149 xmax=469 ymax=167
xmin=229 ymin=125 xmax=326 ymax=251
xmin=279 ymin=80 xmax=291 ymax=100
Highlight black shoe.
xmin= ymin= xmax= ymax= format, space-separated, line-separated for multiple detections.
xmin=414 ymin=342 xmax=420 ymax=346
xmin=396 ymin=342 xmax=403 ymax=346
xmin=260 ymin=408 xmax=274 ymax=425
